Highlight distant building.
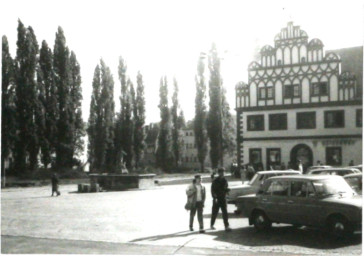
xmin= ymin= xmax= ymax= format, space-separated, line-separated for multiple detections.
xmin=235 ymin=22 xmax=362 ymax=171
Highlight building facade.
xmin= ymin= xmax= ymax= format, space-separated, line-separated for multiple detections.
xmin=235 ymin=22 xmax=362 ymax=171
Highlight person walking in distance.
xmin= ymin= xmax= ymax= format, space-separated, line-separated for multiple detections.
xmin=51 ymin=173 xmax=60 ymax=196
xmin=210 ymin=168 xmax=232 ymax=231
xmin=186 ymin=175 xmax=206 ymax=233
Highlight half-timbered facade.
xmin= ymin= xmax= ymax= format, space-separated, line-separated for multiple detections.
xmin=236 ymin=22 xmax=362 ymax=171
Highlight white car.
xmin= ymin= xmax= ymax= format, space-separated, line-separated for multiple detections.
xmin=227 ymin=170 xmax=301 ymax=205
xmin=307 ymin=167 xmax=361 ymax=176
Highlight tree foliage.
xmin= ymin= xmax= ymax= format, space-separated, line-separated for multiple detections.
xmin=2 ymin=35 xmax=16 ymax=174
xmin=87 ymin=60 xmax=115 ymax=172
xmin=156 ymin=77 xmax=172 ymax=172
xmin=132 ymin=71 xmax=146 ymax=168
xmin=194 ymin=56 xmax=208 ymax=171
xmin=207 ymin=43 xmax=223 ymax=168
xmin=171 ymin=77 xmax=183 ymax=169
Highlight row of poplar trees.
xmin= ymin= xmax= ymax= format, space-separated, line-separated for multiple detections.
xmin=2 ymin=20 xmax=84 ymax=175
xmin=156 ymin=44 xmax=235 ymax=172
xmin=87 ymin=58 xmax=146 ymax=172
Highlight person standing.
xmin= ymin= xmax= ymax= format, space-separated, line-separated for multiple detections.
xmin=210 ymin=168 xmax=231 ymax=231
xmin=247 ymin=163 xmax=255 ymax=180
xmin=186 ymin=175 xmax=206 ymax=233
xmin=51 ymin=173 xmax=60 ymax=196
xmin=298 ymin=160 xmax=303 ymax=174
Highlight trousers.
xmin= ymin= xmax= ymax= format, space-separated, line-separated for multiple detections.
xmin=210 ymin=198 xmax=229 ymax=227
xmin=190 ymin=201 xmax=204 ymax=229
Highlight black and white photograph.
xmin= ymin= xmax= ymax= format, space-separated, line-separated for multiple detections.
xmin=1 ymin=0 xmax=363 ymax=255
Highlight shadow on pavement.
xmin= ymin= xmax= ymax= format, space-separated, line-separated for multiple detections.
xmin=203 ymin=213 xmax=242 ymax=219
xmin=130 ymin=225 xmax=362 ymax=250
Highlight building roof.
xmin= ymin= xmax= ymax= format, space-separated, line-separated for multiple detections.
xmin=326 ymin=46 xmax=363 ymax=97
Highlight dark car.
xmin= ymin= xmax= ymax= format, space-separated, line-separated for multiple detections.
xmin=236 ymin=175 xmax=362 ymax=237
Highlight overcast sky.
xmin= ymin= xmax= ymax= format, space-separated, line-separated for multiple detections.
xmin=1 ymin=0 xmax=363 ymax=124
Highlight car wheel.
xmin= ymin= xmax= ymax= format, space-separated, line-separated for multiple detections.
xmin=327 ymin=216 xmax=351 ymax=237
xmin=252 ymin=211 xmax=271 ymax=231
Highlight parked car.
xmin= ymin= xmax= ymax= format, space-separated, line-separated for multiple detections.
xmin=307 ymin=165 xmax=332 ymax=173
xmin=307 ymin=167 xmax=361 ymax=176
xmin=227 ymin=170 xmax=301 ymax=204
xmin=344 ymin=173 xmax=362 ymax=195
xmin=347 ymin=165 xmax=362 ymax=172
xmin=236 ymin=175 xmax=362 ymax=237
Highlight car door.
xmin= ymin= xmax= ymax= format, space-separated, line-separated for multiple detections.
xmin=258 ymin=180 xmax=290 ymax=223
xmin=286 ymin=181 xmax=322 ymax=226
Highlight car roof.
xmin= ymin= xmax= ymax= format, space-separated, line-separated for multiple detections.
xmin=344 ymin=173 xmax=363 ymax=178
xmin=256 ymin=170 xmax=300 ymax=175
xmin=309 ymin=167 xmax=360 ymax=173
xmin=267 ymin=175 xmax=343 ymax=181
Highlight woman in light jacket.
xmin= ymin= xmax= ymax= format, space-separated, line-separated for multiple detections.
xmin=186 ymin=175 xmax=206 ymax=233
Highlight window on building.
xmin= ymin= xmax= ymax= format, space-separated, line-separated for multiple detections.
xmin=301 ymin=57 xmax=306 ymax=63
xmin=312 ymin=82 xmax=328 ymax=96
xmin=259 ymin=88 xmax=266 ymax=99
xmin=326 ymin=147 xmax=342 ymax=166
xmin=267 ymin=148 xmax=281 ymax=169
xmin=297 ymin=112 xmax=316 ymax=129
xmin=267 ymin=87 xmax=274 ymax=99
xmin=277 ymin=60 xmax=282 ymax=65
xmin=284 ymin=84 xmax=300 ymax=98
xmin=356 ymin=109 xmax=362 ymax=127
xmin=259 ymin=87 xmax=274 ymax=100
xmin=269 ymin=113 xmax=287 ymax=130
xmin=325 ymin=110 xmax=345 ymax=128
xmin=247 ymin=115 xmax=264 ymax=131
xmin=249 ymin=148 xmax=262 ymax=167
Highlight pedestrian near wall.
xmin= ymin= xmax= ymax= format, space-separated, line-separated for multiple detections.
xmin=298 ymin=160 xmax=303 ymax=174
xmin=51 ymin=173 xmax=60 ymax=196
xmin=210 ymin=168 xmax=231 ymax=231
xmin=186 ymin=175 xmax=206 ymax=233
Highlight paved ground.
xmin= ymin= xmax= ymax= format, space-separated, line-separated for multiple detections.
xmin=1 ymin=181 xmax=362 ymax=255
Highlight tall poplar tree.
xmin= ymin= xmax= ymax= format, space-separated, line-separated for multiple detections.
xmin=194 ymin=56 xmax=208 ymax=172
xmin=87 ymin=65 xmax=101 ymax=172
xmin=69 ymin=51 xmax=84 ymax=163
xmin=38 ymin=40 xmax=58 ymax=169
xmin=87 ymin=60 xmax=115 ymax=172
xmin=171 ymin=77 xmax=182 ymax=169
xmin=207 ymin=43 xmax=223 ymax=168
xmin=132 ymin=71 xmax=146 ymax=168
xmin=14 ymin=21 xmax=42 ymax=172
xmin=115 ymin=57 xmax=133 ymax=170
xmin=156 ymin=77 xmax=171 ymax=172
xmin=2 ymin=35 xmax=16 ymax=175
xmin=53 ymin=26 xmax=73 ymax=169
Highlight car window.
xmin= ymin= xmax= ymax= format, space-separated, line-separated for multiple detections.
xmin=290 ymin=181 xmax=307 ymax=197
xmin=265 ymin=181 xmax=289 ymax=196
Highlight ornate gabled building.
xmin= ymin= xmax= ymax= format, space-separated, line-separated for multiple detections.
xmin=235 ymin=22 xmax=362 ymax=171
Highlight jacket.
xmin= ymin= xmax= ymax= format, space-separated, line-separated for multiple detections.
xmin=211 ymin=176 xmax=229 ymax=200
xmin=186 ymin=183 xmax=206 ymax=207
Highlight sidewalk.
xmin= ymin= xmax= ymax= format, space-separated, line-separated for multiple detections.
xmin=1 ymin=235 xmax=305 ymax=255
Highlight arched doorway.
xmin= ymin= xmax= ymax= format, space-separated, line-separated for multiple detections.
xmin=290 ymin=144 xmax=313 ymax=172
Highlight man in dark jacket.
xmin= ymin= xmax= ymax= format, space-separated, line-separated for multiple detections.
xmin=51 ymin=173 xmax=60 ymax=196
xmin=210 ymin=168 xmax=231 ymax=231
